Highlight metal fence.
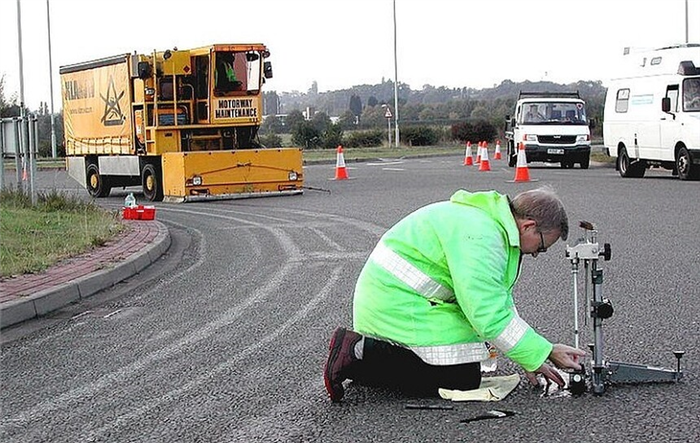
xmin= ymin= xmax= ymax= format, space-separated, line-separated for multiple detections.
xmin=1 ymin=114 xmax=39 ymax=203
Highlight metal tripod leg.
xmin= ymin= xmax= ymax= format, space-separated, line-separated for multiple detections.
xmin=566 ymin=221 xmax=684 ymax=395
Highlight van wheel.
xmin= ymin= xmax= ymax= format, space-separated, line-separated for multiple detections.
xmin=560 ymin=160 xmax=574 ymax=169
xmin=676 ymin=147 xmax=699 ymax=180
xmin=142 ymin=163 xmax=164 ymax=201
xmin=618 ymin=147 xmax=645 ymax=178
xmin=86 ymin=163 xmax=111 ymax=197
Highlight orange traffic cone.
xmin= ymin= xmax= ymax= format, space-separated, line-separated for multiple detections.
xmin=494 ymin=140 xmax=502 ymax=160
xmin=478 ymin=142 xmax=491 ymax=171
xmin=513 ymin=142 xmax=531 ymax=182
xmin=463 ymin=141 xmax=473 ymax=166
xmin=333 ymin=145 xmax=349 ymax=180
xmin=475 ymin=141 xmax=482 ymax=164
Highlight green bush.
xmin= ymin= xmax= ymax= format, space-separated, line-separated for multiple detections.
xmin=291 ymin=121 xmax=322 ymax=149
xmin=321 ymin=123 xmax=343 ymax=149
xmin=451 ymin=120 xmax=497 ymax=144
xmin=344 ymin=129 xmax=384 ymax=148
xmin=400 ymin=126 xmax=440 ymax=146
xmin=259 ymin=133 xmax=283 ymax=148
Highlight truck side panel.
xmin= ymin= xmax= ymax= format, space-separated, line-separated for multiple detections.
xmin=62 ymin=58 xmax=133 ymax=156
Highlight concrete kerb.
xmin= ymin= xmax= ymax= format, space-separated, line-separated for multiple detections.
xmin=0 ymin=222 xmax=171 ymax=330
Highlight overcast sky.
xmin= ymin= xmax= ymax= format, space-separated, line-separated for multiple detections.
xmin=1 ymin=0 xmax=698 ymax=111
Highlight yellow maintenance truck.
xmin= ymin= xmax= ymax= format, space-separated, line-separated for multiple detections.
xmin=60 ymin=44 xmax=303 ymax=202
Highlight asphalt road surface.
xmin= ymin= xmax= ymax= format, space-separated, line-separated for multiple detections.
xmin=2 ymin=157 xmax=699 ymax=442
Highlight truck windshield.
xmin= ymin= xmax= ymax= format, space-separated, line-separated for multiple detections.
xmin=683 ymin=78 xmax=700 ymax=112
xmin=521 ymin=102 xmax=587 ymax=124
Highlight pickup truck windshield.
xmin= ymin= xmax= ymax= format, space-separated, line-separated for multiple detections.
xmin=521 ymin=102 xmax=587 ymax=124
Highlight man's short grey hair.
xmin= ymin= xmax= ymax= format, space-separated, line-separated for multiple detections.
xmin=510 ymin=186 xmax=569 ymax=240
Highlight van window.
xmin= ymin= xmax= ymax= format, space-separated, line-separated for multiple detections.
xmin=682 ymin=78 xmax=700 ymax=112
xmin=665 ymin=85 xmax=679 ymax=112
xmin=615 ymin=89 xmax=630 ymax=113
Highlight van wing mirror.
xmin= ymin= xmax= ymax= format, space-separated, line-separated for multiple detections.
xmin=661 ymin=97 xmax=671 ymax=113
xmin=588 ymin=118 xmax=596 ymax=129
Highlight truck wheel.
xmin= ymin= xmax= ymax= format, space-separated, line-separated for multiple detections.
xmin=618 ymin=147 xmax=645 ymax=178
xmin=676 ymin=147 xmax=699 ymax=180
xmin=508 ymin=142 xmax=517 ymax=167
xmin=86 ymin=163 xmax=111 ymax=198
xmin=560 ymin=160 xmax=574 ymax=169
xmin=580 ymin=156 xmax=590 ymax=169
xmin=142 ymin=163 xmax=164 ymax=201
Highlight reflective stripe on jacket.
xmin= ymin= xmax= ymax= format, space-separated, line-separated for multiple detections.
xmin=353 ymin=190 xmax=553 ymax=371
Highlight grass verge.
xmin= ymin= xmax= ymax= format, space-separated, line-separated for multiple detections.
xmin=0 ymin=188 xmax=123 ymax=278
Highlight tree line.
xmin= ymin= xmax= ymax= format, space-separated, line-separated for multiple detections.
xmin=260 ymin=78 xmax=606 ymax=149
xmin=1 ymin=72 xmax=605 ymax=156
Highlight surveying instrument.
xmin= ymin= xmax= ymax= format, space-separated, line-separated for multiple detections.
xmin=565 ymin=221 xmax=684 ymax=395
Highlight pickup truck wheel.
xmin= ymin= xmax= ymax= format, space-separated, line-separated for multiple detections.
xmin=580 ymin=156 xmax=590 ymax=169
xmin=560 ymin=160 xmax=574 ymax=169
xmin=676 ymin=147 xmax=699 ymax=180
xmin=86 ymin=163 xmax=111 ymax=198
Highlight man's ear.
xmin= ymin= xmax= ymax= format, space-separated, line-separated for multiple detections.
xmin=518 ymin=218 xmax=537 ymax=232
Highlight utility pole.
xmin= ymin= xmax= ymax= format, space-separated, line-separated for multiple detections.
xmin=16 ymin=0 xmax=27 ymax=194
xmin=685 ymin=0 xmax=689 ymax=44
xmin=392 ymin=0 xmax=399 ymax=147
xmin=16 ymin=0 xmax=36 ymax=203
xmin=47 ymin=0 xmax=58 ymax=158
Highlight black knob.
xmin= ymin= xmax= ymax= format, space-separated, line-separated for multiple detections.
xmin=601 ymin=243 xmax=612 ymax=261
xmin=594 ymin=299 xmax=614 ymax=319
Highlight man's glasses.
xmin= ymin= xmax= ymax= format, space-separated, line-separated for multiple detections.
xmin=537 ymin=232 xmax=547 ymax=253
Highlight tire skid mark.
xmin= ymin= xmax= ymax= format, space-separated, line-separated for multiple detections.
xmin=1 ymin=206 xmax=380 ymax=437
xmin=81 ymin=267 xmax=344 ymax=442
xmin=0 ymin=222 xmax=300 ymax=436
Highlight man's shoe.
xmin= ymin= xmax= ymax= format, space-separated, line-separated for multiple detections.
xmin=323 ymin=327 xmax=361 ymax=402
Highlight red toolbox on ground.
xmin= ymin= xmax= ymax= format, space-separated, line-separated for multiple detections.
xmin=122 ymin=205 xmax=156 ymax=220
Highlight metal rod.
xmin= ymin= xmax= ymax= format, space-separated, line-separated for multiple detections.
xmin=0 ymin=122 xmax=4 ymax=189
xmin=29 ymin=114 xmax=37 ymax=204
xmin=571 ymin=259 xmax=580 ymax=348
xmin=14 ymin=119 xmax=22 ymax=190
xmin=591 ymin=260 xmax=606 ymax=394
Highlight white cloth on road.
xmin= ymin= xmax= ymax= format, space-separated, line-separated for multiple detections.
xmin=438 ymin=374 xmax=521 ymax=402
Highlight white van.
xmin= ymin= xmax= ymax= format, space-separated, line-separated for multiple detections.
xmin=603 ymin=44 xmax=700 ymax=180
xmin=505 ymin=91 xmax=593 ymax=169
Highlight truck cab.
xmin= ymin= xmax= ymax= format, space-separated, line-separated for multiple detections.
xmin=505 ymin=91 xmax=593 ymax=169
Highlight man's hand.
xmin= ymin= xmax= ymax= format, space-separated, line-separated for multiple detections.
xmin=525 ymin=344 xmax=586 ymax=387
